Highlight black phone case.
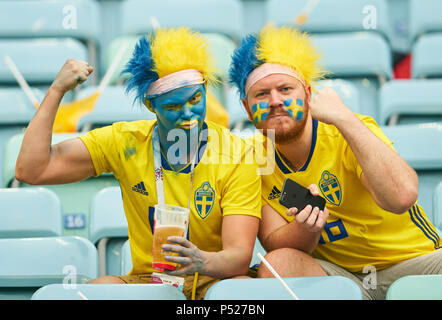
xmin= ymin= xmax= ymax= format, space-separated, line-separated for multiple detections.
xmin=279 ymin=178 xmax=326 ymax=211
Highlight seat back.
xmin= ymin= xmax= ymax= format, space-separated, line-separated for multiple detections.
xmin=120 ymin=0 xmax=243 ymax=43
xmin=409 ymin=0 xmax=442 ymax=41
xmin=0 ymin=236 xmax=98 ymax=299
xmin=386 ymin=275 xmax=442 ymax=299
xmin=266 ymin=0 xmax=391 ymax=40
xmin=382 ymin=123 xmax=442 ymax=221
xmin=32 ymin=283 xmax=186 ymax=300
xmin=412 ymin=34 xmax=442 ymax=79
xmin=205 ymin=276 xmax=363 ymax=300
xmin=0 ymin=187 xmax=62 ymax=238
xmin=379 ymin=79 xmax=442 ymax=125
xmin=121 ymin=239 xmax=133 ymax=275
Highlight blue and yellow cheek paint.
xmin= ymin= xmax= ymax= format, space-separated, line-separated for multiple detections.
xmin=251 ymin=102 xmax=269 ymax=124
xmin=284 ymin=98 xmax=304 ymax=121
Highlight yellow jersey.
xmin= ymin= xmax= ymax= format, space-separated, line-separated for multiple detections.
xmin=80 ymin=120 xmax=261 ymax=275
xmin=256 ymin=115 xmax=440 ymax=273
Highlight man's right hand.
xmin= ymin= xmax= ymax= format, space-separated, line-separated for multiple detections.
xmin=50 ymin=58 xmax=94 ymax=94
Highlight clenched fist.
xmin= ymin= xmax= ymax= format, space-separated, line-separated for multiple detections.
xmin=50 ymin=58 xmax=94 ymax=94
xmin=309 ymin=87 xmax=353 ymax=125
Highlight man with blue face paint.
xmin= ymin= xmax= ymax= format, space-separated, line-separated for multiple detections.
xmin=15 ymin=27 xmax=261 ymax=300
xmin=230 ymin=25 xmax=442 ymax=300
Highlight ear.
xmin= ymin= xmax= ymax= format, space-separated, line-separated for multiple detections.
xmin=305 ymin=84 xmax=312 ymax=104
xmin=241 ymin=97 xmax=254 ymax=122
xmin=143 ymin=97 xmax=154 ymax=113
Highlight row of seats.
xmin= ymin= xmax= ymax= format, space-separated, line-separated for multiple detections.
xmin=1 ymin=122 xmax=442 ymax=242
xmin=0 ymin=233 xmax=440 ymax=300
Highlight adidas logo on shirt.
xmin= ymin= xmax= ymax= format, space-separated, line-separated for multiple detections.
xmin=268 ymin=186 xmax=281 ymax=200
xmin=132 ymin=181 xmax=148 ymax=196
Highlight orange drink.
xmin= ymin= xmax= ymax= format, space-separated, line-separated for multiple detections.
xmin=152 ymin=204 xmax=189 ymax=271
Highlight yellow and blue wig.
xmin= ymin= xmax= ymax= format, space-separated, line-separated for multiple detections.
xmin=229 ymin=25 xmax=327 ymax=98
xmin=123 ymin=27 xmax=218 ymax=108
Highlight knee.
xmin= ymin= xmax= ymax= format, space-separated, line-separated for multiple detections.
xmin=88 ymin=275 xmax=125 ymax=284
xmin=257 ymin=247 xmax=326 ymax=278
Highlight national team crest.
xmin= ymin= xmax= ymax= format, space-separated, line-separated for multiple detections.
xmin=194 ymin=182 xmax=215 ymax=219
xmin=319 ymin=170 xmax=342 ymax=206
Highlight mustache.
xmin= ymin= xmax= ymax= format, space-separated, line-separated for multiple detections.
xmin=265 ymin=108 xmax=292 ymax=119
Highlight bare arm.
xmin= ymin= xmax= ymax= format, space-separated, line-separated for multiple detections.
xmin=259 ymin=185 xmax=329 ymax=255
xmin=15 ymin=59 xmax=96 ymax=185
xmin=164 ymin=214 xmax=260 ymax=279
xmin=310 ymin=88 xmax=418 ymax=214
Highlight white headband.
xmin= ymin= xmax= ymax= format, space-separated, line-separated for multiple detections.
xmin=245 ymin=63 xmax=305 ymax=95
xmin=146 ymin=69 xmax=204 ymax=98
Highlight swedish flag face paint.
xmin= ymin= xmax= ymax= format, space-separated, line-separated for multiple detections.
xmin=284 ymin=98 xmax=304 ymax=121
xmin=251 ymin=102 xmax=269 ymax=124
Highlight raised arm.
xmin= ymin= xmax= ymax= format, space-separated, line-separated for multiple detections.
xmin=15 ymin=59 xmax=96 ymax=185
xmin=310 ymin=87 xmax=418 ymax=214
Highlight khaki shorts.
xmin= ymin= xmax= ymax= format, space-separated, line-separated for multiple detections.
xmin=316 ymin=249 xmax=442 ymax=300
xmin=118 ymin=273 xmax=218 ymax=300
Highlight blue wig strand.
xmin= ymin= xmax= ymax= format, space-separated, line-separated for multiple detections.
xmin=123 ymin=36 xmax=159 ymax=106
xmin=229 ymin=34 xmax=263 ymax=98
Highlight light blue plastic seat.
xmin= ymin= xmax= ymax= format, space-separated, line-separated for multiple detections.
xmin=0 ymin=187 xmax=62 ymax=238
xmin=412 ymin=33 xmax=442 ymax=79
xmin=386 ymin=275 xmax=442 ymax=300
xmin=379 ymin=79 xmax=442 ymax=125
xmin=0 ymin=0 xmax=101 ymax=83
xmin=76 ymin=85 xmax=156 ymax=131
xmin=31 ymin=283 xmax=186 ymax=300
xmin=434 ymin=182 xmax=442 ymax=234
xmin=205 ymin=276 xmax=363 ymax=300
xmin=0 ymin=236 xmax=97 ymax=299
xmin=2 ymin=133 xmax=119 ymax=239
xmin=382 ymin=123 xmax=442 ymax=222
xmin=121 ymin=239 xmax=132 ymax=275
xmin=312 ymin=32 xmax=392 ymax=121
xmin=120 ymin=0 xmax=243 ymax=43
xmin=266 ymin=0 xmax=392 ymax=41
xmin=0 ymin=39 xmax=88 ymax=85
xmin=409 ymin=0 xmax=442 ymax=42
xmin=89 ymin=187 xmax=129 ymax=277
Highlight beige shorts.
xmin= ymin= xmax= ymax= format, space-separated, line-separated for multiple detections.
xmin=118 ymin=273 xmax=218 ymax=300
xmin=316 ymin=249 xmax=442 ymax=300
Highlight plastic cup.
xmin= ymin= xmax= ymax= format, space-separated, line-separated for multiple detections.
xmin=152 ymin=204 xmax=189 ymax=271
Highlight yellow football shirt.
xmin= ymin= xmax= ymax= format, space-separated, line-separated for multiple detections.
xmin=80 ymin=120 xmax=261 ymax=275
xmin=255 ymin=115 xmax=440 ymax=273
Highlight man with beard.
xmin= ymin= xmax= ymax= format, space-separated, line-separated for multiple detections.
xmin=229 ymin=25 xmax=442 ymax=299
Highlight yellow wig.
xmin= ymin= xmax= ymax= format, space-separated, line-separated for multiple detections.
xmin=229 ymin=25 xmax=328 ymax=97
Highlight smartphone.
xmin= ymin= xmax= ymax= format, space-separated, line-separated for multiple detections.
xmin=279 ymin=178 xmax=326 ymax=211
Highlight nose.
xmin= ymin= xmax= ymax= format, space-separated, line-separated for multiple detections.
xmin=181 ymin=104 xmax=193 ymax=120
xmin=268 ymin=89 xmax=284 ymax=109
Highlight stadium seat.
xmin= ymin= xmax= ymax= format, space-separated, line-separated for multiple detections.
xmin=121 ymin=239 xmax=132 ymax=275
xmin=312 ymin=32 xmax=392 ymax=121
xmin=0 ymin=187 xmax=62 ymax=238
xmin=266 ymin=0 xmax=392 ymax=41
xmin=0 ymin=0 xmax=101 ymax=83
xmin=0 ymin=38 xmax=88 ymax=85
xmin=76 ymin=85 xmax=156 ymax=131
xmin=382 ymin=123 xmax=442 ymax=222
xmin=0 ymin=86 xmax=44 ymax=187
xmin=412 ymin=33 xmax=442 ymax=79
xmin=31 ymin=283 xmax=186 ymax=300
xmin=120 ymin=0 xmax=243 ymax=43
xmin=0 ymin=236 xmax=97 ymax=299
xmin=434 ymin=182 xmax=442 ymax=233
xmin=409 ymin=0 xmax=442 ymax=41
xmin=379 ymin=79 xmax=442 ymax=125
xmin=89 ymin=187 xmax=129 ymax=277
xmin=2 ymin=133 xmax=119 ymax=239
xmin=204 ymin=276 xmax=363 ymax=300
xmin=386 ymin=275 xmax=442 ymax=300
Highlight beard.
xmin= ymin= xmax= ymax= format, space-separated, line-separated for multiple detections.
xmin=257 ymin=101 xmax=309 ymax=145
